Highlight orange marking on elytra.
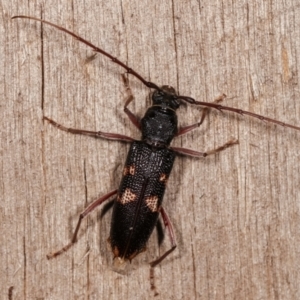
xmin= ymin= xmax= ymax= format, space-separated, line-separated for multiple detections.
xmin=123 ymin=165 xmax=136 ymax=176
xmin=146 ymin=196 xmax=159 ymax=212
xmin=117 ymin=188 xmax=137 ymax=204
xmin=159 ymin=173 xmax=168 ymax=184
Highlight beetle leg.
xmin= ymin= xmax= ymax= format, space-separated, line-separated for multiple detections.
xmin=122 ymin=74 xmax=141 ymax=130
xmin=171 ymin=138 xmax=239 ymax=158
xmin=43 ymin=116 xmax=135 ymax=142
xmin=150 ymin=206 xmax=177 ymax=268
xmin=47 ymin=189 xmax=118 ymax=259
xmin=176 ymin=94 xmax=226 ymax=136
xmin=149 ymin=207 xmax=177 ymax=295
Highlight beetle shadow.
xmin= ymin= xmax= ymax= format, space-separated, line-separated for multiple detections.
xmin=99 ymin=200 xmax=114 ymax=218
xmin=155 ymin=219 xmax=164 ymax=245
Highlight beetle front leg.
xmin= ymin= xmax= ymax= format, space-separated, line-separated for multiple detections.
xmin=122 ymin=74 xmax=141 ymax=130
xmin=47 ymin=189 xmax=118 ymax=259
xmin=176 ymin=94 xmax=226 ymax=136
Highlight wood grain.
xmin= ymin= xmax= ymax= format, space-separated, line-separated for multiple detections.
xmin=2 ymin=0 xmax=300 ymax=299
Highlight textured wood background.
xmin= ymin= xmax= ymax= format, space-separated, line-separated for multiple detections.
xmin=2 ymin=0 xmax=300 ymax=299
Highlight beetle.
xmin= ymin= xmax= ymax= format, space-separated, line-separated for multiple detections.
xmin=12 ymin=16 xmax=300 ymax=271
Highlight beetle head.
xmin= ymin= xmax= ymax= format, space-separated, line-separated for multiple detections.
xmin=152 ymin=86 xmax=180 ymax=111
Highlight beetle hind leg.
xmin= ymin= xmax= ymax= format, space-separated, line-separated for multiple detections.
xmin=149 ymin=207 xmax=176 ymax=295
xmin=150 ymin=206 xmax=177 ymax=268
xmin=46 ymin=189 xmax=117 ymax=259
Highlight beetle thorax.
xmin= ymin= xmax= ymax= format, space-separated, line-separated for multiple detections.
xmin=140 ymin=106 xmax=178 ymax=147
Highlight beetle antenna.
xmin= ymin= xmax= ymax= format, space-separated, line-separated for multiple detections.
xmin=12 ymin=16 xmax=300 ymax=132
xmin=178 ymin=95 xmax=300 ymax=131
xmin=12 ymin=15 xmax=161 ymax=91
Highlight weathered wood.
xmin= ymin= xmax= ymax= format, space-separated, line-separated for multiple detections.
xmin=2 ymin=0 xmax=300 ymax=299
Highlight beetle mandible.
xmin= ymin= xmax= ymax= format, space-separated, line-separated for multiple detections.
xmin=12 ymin=16 xmax=300 ymax=271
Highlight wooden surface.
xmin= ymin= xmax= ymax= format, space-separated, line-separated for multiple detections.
xmin=2 ymin=1 xmax=300 ymax=299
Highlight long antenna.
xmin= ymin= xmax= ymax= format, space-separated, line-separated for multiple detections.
xmin=12 ymin=15 xmax=300 ymax=132
xmin=179 ymin=95 xmax=300 ymax=131
xmin=12 ymin=16 xmax=161 ymax=91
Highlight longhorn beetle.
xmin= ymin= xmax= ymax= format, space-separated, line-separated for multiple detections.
xmin=13 ymin=16 xmax=300 ymax=272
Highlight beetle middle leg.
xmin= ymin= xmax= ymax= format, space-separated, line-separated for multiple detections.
xmin=43 ymin=116 xmax=135 ymax=142
xmin=172 ymin=139 xmax=239 ymax=158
